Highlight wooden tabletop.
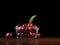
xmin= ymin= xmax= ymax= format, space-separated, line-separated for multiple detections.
xmin=0 ymin=38 xmax=60 ymax=45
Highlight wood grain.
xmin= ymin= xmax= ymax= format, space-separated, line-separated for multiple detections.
xmin=0 ymin=38 xmax=60 ymax=45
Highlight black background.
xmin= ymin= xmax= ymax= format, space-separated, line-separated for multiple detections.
xmin=0 ymin=1 xmax=59 ymax=37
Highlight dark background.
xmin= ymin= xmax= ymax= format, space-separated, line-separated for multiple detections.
xmin=0 ymin=1 xmax=59 ymax=37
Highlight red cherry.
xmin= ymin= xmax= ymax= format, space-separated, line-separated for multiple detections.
xmin=30 ymin=32 xmax=33 ymax=35
xmin=27 ymin=23 xmax=32 ymax=27
xmin=36 ymin=33 xmax=40 ymax=38
xmin=6 ymin=32 xmax=12 ymax=38
xmin=28 ymin=27 xmax=31 ymax=30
